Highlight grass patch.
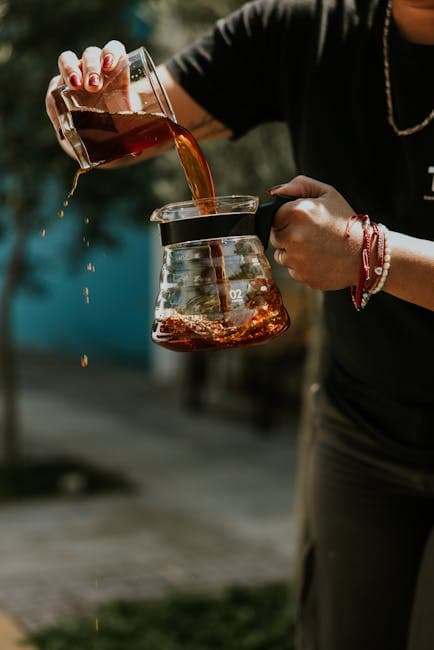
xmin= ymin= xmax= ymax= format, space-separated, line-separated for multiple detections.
xmin=0 ymin=456 xmax=132 ymax=502
xmin=29 ymin=582 xmax=295 ymax=649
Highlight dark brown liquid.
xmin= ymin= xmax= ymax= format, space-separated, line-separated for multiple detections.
xmin=68 ymin=168 xmax=88 ymax=199
xmin=152 ymin=283 xmax=290 ymax=351
xmin=70 ymin=109 xmax=215 ymax=202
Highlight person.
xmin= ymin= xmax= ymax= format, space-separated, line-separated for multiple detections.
xmin=46 ymin=1 xmax=434 ymax=648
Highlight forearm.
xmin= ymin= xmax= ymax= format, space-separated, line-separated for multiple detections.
xmin=384 ymin=231 xmax=434 ymax=311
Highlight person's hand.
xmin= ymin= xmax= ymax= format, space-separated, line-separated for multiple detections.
xmin=269 ymin=175 xmax=363 ymax=290
xmin=45 ymin=40 xmax=130 ymax=157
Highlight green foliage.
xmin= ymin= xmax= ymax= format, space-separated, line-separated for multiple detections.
xmin=29 ymin=582 xmax=295 ymax=650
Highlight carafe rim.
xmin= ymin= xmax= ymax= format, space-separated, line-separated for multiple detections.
xmin=150 ymin=194 xmax=259 ymax=223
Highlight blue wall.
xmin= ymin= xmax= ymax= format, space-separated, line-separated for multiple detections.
xmin=8 ymin=215 xmax=154 ymax=368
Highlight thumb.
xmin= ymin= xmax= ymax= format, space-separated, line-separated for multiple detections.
xmin=269 ymin=174 xmax=330 ymax=199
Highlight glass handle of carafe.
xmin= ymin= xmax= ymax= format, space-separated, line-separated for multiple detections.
xmin=255 ymin=195 xmax=297 ymax=250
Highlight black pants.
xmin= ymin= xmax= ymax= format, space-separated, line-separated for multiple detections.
xmin=298 ymin=389 xmax=434 ymax=650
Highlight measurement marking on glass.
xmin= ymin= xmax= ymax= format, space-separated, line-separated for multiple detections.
xmin=229 ymin=288 xmax=242 ymax=302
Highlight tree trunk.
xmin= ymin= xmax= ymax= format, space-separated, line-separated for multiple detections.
xmin=0 ymin=185 xmax=28 ymax=468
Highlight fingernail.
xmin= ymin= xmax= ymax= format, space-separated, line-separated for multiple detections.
xmin=57 ymin=128 xmax=65 ymax=141
xmin=102 ymin=54 xmax=114 ymax=69
xmin=267 ymin=184 xmax=284 ymax=195
xmin=88 ymin=73 xmax=100 ymax=87
xmin=69 ymin=73 xmax=81 ymax=87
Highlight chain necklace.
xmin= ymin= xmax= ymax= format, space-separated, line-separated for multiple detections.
xmin=383 ymin=0 xmax=434 ymax=136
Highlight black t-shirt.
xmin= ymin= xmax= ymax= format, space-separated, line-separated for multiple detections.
xmin=167 ymin=0 xmax=434 ymax=446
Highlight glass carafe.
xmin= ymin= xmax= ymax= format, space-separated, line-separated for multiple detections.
xmin=150 ymin=195 xmax=292 ymax=351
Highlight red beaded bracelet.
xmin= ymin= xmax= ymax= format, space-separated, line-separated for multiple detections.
xmin=344 ymin=214 xmax=372 ymax=311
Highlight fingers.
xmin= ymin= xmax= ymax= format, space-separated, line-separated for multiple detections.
xmin=269 ymin=226 xmax=286 ymax=250
xmin=268 ymin=174 xmax=328 ymax=234
xmin=58 ymin=50 xmax=82 ymax=88
xmin=101 ymin=40 xmax=130 ymax=99
xmin=269 ymin=175 xmax=331 ymax=200
xmin=101 ymin=40 xmax=127 ymax=73
xmin=271 ymin=198 xmax=318 ymax=233
xmin=56 ymin=41 xmax=128 ymax=93
xmin=274 ymin=249 xmax=304 ymax=285
xmin=58 ymin=47 xmax=101 ymax=91
xmin=82 ymin=46 xmax=103 ymax=91
xmin=274 ymin=248 xmax=287 ymax=266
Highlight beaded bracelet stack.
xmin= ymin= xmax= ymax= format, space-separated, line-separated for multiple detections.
xmin=345 ymin=214 xmax=392 ymax=311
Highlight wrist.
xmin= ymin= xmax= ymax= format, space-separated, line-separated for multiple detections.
xmin=344 ymin=219 xmax=365 ymax=285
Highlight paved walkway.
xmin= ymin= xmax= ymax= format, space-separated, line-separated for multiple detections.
xmin=0 ymin=351 xmax=299 ymax=633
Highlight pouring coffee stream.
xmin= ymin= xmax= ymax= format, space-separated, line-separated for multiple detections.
xmin=60 ymin=105 xmax=231 ymax=314
xmin=56 ymin=108 xmax=293 ymax=351
xmin=53 ymin=46 xmax=292 ymax=351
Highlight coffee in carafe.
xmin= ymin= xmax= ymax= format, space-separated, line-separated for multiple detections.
xmin=150 ymin=195 xmax=291 ymax=351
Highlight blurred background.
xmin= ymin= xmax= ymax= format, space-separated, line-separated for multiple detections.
xmin=0 ymin=1 xmax=318 ymax=647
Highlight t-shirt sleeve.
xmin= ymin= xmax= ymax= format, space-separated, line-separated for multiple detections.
xmin=165 ymin=0 xmax=306 ymax=138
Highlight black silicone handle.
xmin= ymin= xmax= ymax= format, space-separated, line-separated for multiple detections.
xmin=254 ymin=194 xmax=296 ymax=249
xmin=158 ymin=194 xmax=296 ymax=248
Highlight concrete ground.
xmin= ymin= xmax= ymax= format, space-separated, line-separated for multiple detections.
xmin=0 ymin=350 xmax=299 ymax=634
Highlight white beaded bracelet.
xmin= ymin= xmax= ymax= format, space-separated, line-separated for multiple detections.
xmin=372 ymin=224 xmax=391 ymax=294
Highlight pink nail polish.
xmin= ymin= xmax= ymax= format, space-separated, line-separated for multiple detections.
xmin=88 ymin=74 xmax=100 ymax=87
xmin=102 ymin=54 xmax=113 ymax=69
xmin=69 ymin=73 xmax=81 ymax=87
